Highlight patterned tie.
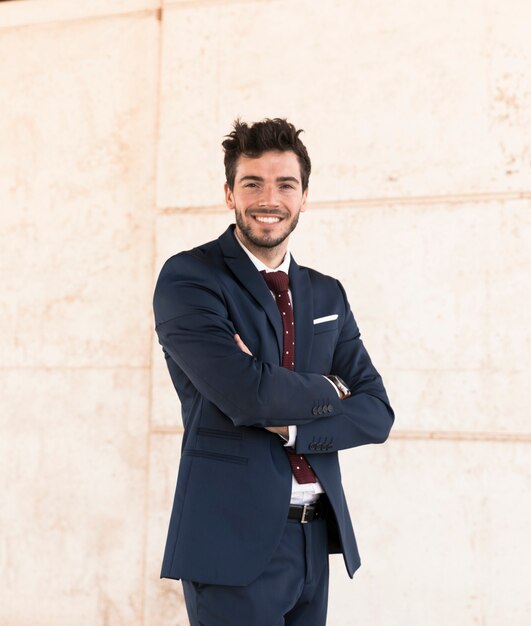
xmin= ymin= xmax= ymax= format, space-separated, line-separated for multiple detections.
xmin=261 ymin=270 xmax=317 ymax=484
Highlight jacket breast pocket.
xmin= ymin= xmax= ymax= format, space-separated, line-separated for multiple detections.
xmin=313 ymin=319 xmax=339 ymax=335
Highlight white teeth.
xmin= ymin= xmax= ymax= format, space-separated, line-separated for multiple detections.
xmin=255 ymin=216 xmax=280 ymax=223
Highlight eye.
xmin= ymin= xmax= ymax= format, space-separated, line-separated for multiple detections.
xmin=280 ymin=184 xmax=295 ymax=190
xmin=244 ymin=183 xmax=258 ymax=188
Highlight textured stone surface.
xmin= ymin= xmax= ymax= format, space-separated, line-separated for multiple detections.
xmin=0 ymin=0 xmax=159 ymax=29
xmin=0 ymin=8 xmax=157 ymax=626
xmin=0 ymin=368 xmax=149 ymax=626
xmin=328 ymin=438 xmax=531 ymax=625
xmin=156 ymin=0 xmax=531 ymax=209
xmin=143 ymin=434 xmax=188 ymax=626
xmin=1 ymin=1 xmax=530 ymax=625
xmin=0 ymin=13 xmax=158 ymax=368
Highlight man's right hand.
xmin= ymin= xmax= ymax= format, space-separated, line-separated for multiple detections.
xmin=234 ymin=333 xmax=252 ymax=356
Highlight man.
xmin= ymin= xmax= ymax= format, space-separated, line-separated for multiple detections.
xmin=153 ymin=118 xmax=394 ymax=626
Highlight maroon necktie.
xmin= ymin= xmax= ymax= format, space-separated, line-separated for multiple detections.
xmin=261 ymin=270 xmax=317 ymax=484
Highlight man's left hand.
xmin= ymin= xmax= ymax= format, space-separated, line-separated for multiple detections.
xmin=264 ymin=425 xmax=289 ymax=439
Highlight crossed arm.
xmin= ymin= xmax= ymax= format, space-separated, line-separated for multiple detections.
xmin=233 ymin=333 xmax=349 ymax=442
xmin=234 ymin=333 xmax=289 ymax=439
xmin=154 ymin=254 xmax=394 ymax=449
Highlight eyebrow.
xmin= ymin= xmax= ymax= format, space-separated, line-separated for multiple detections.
xmin=239 ymin=175 xmax=300 ymax=185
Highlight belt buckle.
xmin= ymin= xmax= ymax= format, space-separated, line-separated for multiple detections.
xmin=300 ymin=504 xmax=310 ymax=524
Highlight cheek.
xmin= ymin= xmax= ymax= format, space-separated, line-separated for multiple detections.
xmin=235 ymin=191 xmax=255 ymax=206
xmin=288 ymin=199 xmax=305 ymax=214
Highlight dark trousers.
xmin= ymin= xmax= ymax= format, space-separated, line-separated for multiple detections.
xmin=182 ymin=516 xmax=330 ymax=626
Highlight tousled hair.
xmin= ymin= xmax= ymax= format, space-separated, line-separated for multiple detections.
xmin=222 ymin=118 xmax=311 ymax=191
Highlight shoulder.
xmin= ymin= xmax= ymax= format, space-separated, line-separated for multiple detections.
xmin=156 ymin=237 xmax=231 ymax=297
xmin=159 ymin=225 xmax=237 ymax=276
xmin=153 ymin=238 xmax=228 ymax=325
xmin=160 ymin=237 xmax=222 ymax=275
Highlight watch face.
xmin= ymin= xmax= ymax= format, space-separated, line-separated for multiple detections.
xmin=334 ymin=376 xmax=350 ymax=398
xmin=326 ymin=375 xmax=350 ymax=399
xmin=332 ymin=376 xmax=343 ymax=389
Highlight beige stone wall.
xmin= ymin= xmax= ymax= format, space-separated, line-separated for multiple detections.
xmin=1 ymin=1 xmax=529 ymax=625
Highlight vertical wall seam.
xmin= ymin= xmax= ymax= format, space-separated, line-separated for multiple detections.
xmin=140 ymin=2 xmax=164 ymax=625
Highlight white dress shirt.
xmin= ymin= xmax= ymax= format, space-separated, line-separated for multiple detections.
xmin=233 ymin=232 xmax=325 ymax=504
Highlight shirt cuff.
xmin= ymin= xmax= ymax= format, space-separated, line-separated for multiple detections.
xmin=323 ymin=375 xmax=342 ymax=397
xmin=284 ymin=425 xmax=297 ymax=447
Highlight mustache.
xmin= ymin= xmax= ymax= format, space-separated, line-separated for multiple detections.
xmin=246 ymin=208 xmax=287 ymax=218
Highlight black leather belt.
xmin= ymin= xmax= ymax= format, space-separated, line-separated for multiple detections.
xmin=288 ymin=501 xmax=323 ymax=524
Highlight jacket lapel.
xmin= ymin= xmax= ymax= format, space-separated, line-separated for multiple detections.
xmin=289 ymin=258 xmax=314 ymax=373
xmin=219 ymin=226 xmax=283 ymax=361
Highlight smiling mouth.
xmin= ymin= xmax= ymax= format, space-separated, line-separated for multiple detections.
xmin=253 ymin=215 xmax=282 ymax=224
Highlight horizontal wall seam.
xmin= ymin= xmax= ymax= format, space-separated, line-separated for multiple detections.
xmin=166 ymin=0 xmax=278 ymax=10
xmin=0 ymin=7 xmax=158 ymax=32
xmin=157 ymin=190 xmax=531 ymax=214
xmin=0 ymin=0 xmax=279 ymax=31
xmin=0 ymin=365 xmax=151 ymax=370
xmin=383 ymin=367 xmax=527 ymax=373
xmin=150 ymin=425 xmax=531 ymax=442
xmin=390 ymin=430 xmax=531 ymax=442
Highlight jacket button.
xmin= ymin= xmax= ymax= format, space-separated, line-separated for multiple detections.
xmin=312 ymin=407 xmax=318 ymax=415
xmin=326 ymin=404 xmax=333 ymax=413
xmin=309 ymin=442 xmax=316 ymax=450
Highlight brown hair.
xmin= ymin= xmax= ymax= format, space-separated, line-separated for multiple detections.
xmin=222 ymin=118 xmax=311 ymax=191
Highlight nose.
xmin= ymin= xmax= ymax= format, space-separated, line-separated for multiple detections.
xmin=258 ymin=185 xmax=280 ymax=207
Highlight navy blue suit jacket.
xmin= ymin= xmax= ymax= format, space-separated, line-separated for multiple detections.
xmin=153 ymin=225 xmax=394 ymax=586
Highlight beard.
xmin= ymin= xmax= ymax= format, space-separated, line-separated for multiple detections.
xmin=234 ymin=207 xmax=301 ymax=249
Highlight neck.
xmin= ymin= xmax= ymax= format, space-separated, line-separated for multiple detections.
xmin=235 ymin=230 xmax=289 ymax=269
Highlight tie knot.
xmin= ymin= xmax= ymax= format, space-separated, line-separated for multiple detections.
xmin=261 ymin=270 xmax=289 ymax=294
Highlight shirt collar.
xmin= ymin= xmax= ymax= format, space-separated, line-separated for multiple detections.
xmin=233 ymin=230 xmax=291 ymax=275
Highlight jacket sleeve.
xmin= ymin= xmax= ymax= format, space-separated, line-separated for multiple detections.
xmin=153 ymin=254 xmax=343 ymax=428
xmin=294 ymin=281 xmax=394 ymax=454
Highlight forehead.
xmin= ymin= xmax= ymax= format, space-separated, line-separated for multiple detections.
xmin=235 ymin=150 xmax=301 ymax=181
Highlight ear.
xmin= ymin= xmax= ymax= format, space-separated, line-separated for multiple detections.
xmin=224 ymin=182 xmax=235 ymax=210
xmin=300 ymin=187 xmax=308 ymax=212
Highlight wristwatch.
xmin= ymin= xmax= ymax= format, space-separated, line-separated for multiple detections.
xmin=325 ymin=375 xmax=351 ymax=400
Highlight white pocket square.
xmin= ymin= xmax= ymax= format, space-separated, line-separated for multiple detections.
xmin=313 ymin=314 xmax=339 ymax=325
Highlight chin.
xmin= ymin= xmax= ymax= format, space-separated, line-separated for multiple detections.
xmin=249 ymin=231 xmax=288 ymax=249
